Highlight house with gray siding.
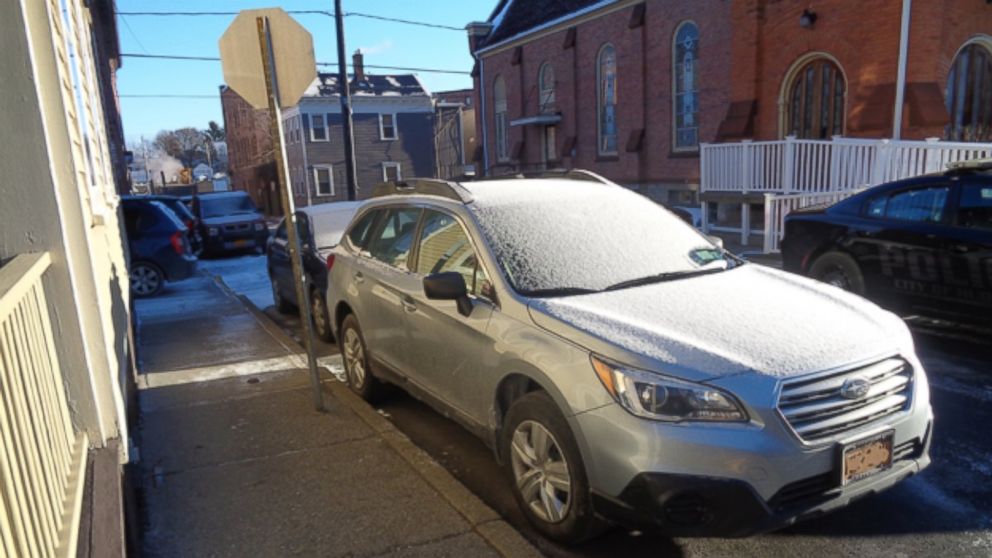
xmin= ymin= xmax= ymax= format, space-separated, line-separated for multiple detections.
xmin=283 ymin=52 xmax=436 ymax=205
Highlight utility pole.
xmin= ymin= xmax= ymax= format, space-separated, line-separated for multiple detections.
xmin=334 ymin=0 xmax=359 ymax=200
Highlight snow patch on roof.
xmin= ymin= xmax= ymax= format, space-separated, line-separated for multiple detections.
xmin=490 ymin=0 xmax=514 ymax=30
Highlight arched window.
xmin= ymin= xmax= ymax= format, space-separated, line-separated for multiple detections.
xmin=946 ymin=41 xmax=992 ymax=142
xmin=493 ymin=75 xmax=509 ymax=162
xmin=785 ymin=57 xmax=846 ymax=139
xmin=673 ymin=22 xmax=699 ymax=150
xmin=597 ymin=44 xmax=618 ymax=155
xmin=538 ymin=63 xmax=555 ymax=114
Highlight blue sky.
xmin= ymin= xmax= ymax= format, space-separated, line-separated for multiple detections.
xmin=116 ymin=1 xmax=493 ymax=143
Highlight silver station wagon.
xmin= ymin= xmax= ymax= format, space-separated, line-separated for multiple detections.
xmin=326 ymin=172 xmax=932 ymax=543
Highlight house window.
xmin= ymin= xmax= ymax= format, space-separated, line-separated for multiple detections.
xmin=673 ymin=22 xmax=699 ymax=150
xmin=597 ymin=44 xmax=618 ymax=155
xmin=382 ymin=162 xmax=402 ymax=182
xmin=786 ymin=57 xmax=845 ymax=139
xmin=310 ymin=114 xmax=327 ymax=141
xmin=379 ymin=113 xmax=398 ymax=140
xmin=494 ymin=75 xmax=509 ymax=162
xmin=539 ymin=63 xmax=555 ymax=114
xmin=946 ymin=41 xmax=992 ymax=142
xmin=313 ymin=166 xmax=334 ymax=196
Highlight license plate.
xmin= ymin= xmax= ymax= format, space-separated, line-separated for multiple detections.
xmin=232 ymin=239 xmax=251 ymax=248
xmin=841 ymin=430 xmax=894 ymax=485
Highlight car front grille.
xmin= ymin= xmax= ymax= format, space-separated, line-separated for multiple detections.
xmin=778 ymin=357 xmax=913 ymax=443
xmin=223 ymin=223 xmax=252 ymax=234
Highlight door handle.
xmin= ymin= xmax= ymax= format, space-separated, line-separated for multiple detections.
xmin=354 ymin=271 xmax=365 ymax=284
xmin=401 ymin=295 xmax=417 ymax=313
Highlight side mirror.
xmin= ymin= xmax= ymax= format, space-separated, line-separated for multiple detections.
xmin=423 ymin=272 xmax=472 ymax=317
xmin=707 ymin=235 xmax=724 ymax=249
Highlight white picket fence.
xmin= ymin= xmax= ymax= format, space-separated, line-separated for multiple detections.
xmin=0 ymin=253 xmax=88 ymax=558
xmin=700 ymin=136 xmax=992 ymax=252
xmin=701 ymin=136 xmax=992 ymax=194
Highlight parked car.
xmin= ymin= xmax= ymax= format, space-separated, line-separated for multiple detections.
xmin=191 ymin=191 xmax=269 ymax=256
xmin=122 ymin=194 xmax=203 ymax=254
xmin=121 ymin=199 xmax=197 ymax=297
xmin=326 ymin=173 xmax=932 ymax=542
xmin=781 ymin=159 xmax=992 ymax=324
xmin=668 ymin=204 xmax=703 ymax=228
xmin=267 ymin=201 xmax=362 ymax=341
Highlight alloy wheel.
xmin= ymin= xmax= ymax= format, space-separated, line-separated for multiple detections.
xmin=342 ymin=328 xmax=366 ymax=387
xmin=131 ymin=265 xmax=161 ymax=296
xmin=510 ymin=420 xmax=572 ymax=524
xmin=820 ymin=266 xmax=851 ymax=290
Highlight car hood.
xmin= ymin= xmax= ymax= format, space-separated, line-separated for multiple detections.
xmin=201 ymin=213 xmax=263 ymax=226
xmin=527 ymin=265 xmax=909 ymax=382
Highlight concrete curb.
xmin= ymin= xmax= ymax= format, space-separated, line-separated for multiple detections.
xmin=213 ymin=273 xmax=542 ymax=558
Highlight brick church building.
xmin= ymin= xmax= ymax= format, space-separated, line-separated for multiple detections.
xmin=467 ymin=0 xmax=992 ymax=204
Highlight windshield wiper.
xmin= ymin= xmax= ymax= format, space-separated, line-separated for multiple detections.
xmin=604 ymin=267 xmax=726 ymax=292
xmin=519 ymin=286 xmax=601 ymax=298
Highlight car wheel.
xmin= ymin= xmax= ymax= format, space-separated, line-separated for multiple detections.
xmin=501 ymin=391 xmax=606 ymax=544
xmin=271 ymin=276 xmax=294 ymax=313
xmin=311 ymin=289 xmax=333 ymax=342
xmin=809 ymin=251 xmax=866 ymax=295
xmin=339 ymin=314 xmax=380 ymax=401
xmin=130 ymin=262 xmax=164 ymax=297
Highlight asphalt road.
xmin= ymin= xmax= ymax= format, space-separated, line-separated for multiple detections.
xmin=202 ymin=255 xmax=992 ymax=557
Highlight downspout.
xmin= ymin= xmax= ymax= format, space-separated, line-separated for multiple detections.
xmin=892 ymin=0 xmax=911 ymax=140
xmin=479 ymin=56 xmax=490 ymax=174
xmin=299 ymin=112 xmax=312 ymax=205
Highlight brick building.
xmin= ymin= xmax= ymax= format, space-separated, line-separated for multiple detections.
xmin=219 ymin=86 xmax=278 ymax=214
xmin=467 ymin=0 xmax=992 ymax=203
xmin=281 ymin=52 xmax=436 ymax=205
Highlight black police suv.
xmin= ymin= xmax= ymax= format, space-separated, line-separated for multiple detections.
xmin=191 ymin=191 xmax=269 ymax=257
xmin=781 ymin=159 xmax=992 ymax=323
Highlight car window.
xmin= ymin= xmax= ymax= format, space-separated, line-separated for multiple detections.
xmin=346 ymin=209 xmax=379 ymax=250
xmin=123 ymin=206 xmax=141 ymax=236
xmin=199 ymin=194 xmax=258 ymax=218
xmin=137 ymin=206 xmax=160 ymax=232
xmin=416 ymin=210 xmax=492 ymax=297
xmin=367 ymin=208 xmax=421 ymax=270
xmin=957 ymin=183 xmax=992 ymax=231
xmin=866 ymin=195 xmax=887 ymax=218
xmin=882 ymin=186 xmax=950 ymax=223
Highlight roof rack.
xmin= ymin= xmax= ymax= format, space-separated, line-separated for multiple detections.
xmin=946 ymin=158 xmax=992 ymax=172
xmin=474 ymin=168 xmax=614 ymax=185
xmin=370 ymin=178 xmax=474 ymax=203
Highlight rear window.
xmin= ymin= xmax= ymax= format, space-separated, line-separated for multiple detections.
xmin=309 ymin=206 xmax=361 ymax=249
xmin=346 ymin=209 xmax=380 ymax=250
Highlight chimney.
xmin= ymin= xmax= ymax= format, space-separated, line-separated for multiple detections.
xmin=353 ymin=49 xmax=365 ymax=82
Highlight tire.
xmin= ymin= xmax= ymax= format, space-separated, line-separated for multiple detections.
xmin=311 ymin=289 xmax=333 ymax=342
xmin=339 ymin=314 xmax=381 ymax=402
xmin=808 ymin=251 xmax=866 ymax=295
xmin=271 ymin=275 xmax=294 ymax=313
xmin=130 ymin=262 xmax=165 ymax=297
xmin=501 ymin=391 xmax=606 ymax=544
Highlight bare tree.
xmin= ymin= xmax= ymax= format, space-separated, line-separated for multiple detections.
xmin=154 ymin=127 xmax=215 ymax=168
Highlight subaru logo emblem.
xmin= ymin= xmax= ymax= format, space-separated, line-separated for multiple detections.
xmin=840 ymin=377 xmax=871 ymax=400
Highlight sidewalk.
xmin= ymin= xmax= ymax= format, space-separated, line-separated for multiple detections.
xmin=133 ymin=273 xmax=538 ymax=557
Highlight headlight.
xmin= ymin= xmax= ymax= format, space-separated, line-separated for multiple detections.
xmin=591 ymin=355 xmax=747 ymax=422
xmin=254 ymin=222 xmax=265 ymax=232
xmin=208 ymin=227 xmax=219 ymax=236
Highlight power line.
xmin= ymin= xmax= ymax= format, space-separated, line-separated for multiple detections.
xmin=119 ymin=15 xmax=150 ymax=54
xmin=115 ymin=10 xmax=463 ymax=32
xmin=120 ymin=53 xmax=471 ymax=75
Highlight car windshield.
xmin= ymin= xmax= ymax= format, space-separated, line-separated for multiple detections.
xmin=469 ymin=181 xmax=738 ymax=296
xmin=200 ymin=195 xmax=257 ymax=218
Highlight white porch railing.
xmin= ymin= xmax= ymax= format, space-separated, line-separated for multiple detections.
xmin=701 ymin=136 xmax=992 ymax=194
xmin=0 ymin=253 xmax=88 ymax=558
xmin=762 ymin=190 xmax=866 ymax=253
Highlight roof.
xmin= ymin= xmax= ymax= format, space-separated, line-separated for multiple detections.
xmin=303 ymin=73 xmax=429 ymax=98
xmin=480 ymin=0 xmax=609 ymax=48
xmin=369 ymin=171 xmax=615 ymax=207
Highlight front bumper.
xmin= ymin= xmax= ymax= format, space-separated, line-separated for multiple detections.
xmin=591 ymin=424 xmax=930 ymax=536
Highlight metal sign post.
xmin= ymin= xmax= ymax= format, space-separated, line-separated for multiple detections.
xmin=220 ymin=9 xmax=324 ymax=411
xmin=255 ymin=16 xmax=324 ymax=411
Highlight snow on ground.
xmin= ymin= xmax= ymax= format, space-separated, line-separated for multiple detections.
xmin=198 ymin=254 xmax=273 ymax=310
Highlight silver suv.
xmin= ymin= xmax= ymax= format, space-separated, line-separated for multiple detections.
xmin=326 ymin=173 xmax=932 ymax=542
